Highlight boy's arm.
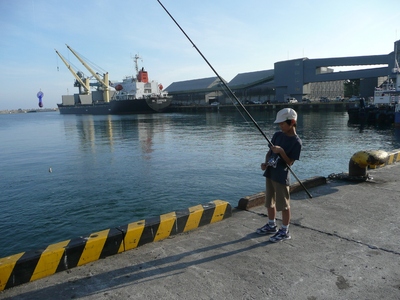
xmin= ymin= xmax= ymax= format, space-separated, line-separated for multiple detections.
xmin=265 ymin=150 xmax=271 ymax=163
xmin=261 ymin=150 xmax=271 ymax=170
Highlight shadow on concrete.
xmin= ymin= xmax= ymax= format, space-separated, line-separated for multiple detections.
xmin=2 ymin=231 xmax=273 ymax=300
xmin=290 ymin=178 xmax=368 ymax=200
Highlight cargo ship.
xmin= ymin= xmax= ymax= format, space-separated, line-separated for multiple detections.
xmin=55 ymin=45 xmax=172 ymax=115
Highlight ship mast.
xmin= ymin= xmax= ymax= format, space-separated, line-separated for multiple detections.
xmin=134 ymin=54 xmax=141 ymax=75
xmin=66 ymin=44 xmax=110 ymax=102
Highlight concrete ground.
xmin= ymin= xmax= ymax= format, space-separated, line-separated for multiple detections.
xmin=1 ymin=164 xmax=400 ymax=300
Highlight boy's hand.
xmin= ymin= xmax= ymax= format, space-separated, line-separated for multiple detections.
xmin=261 ymin=163 xmax=267 ymax=171
xmin=270 ymin=145 xmax=283 ymax=155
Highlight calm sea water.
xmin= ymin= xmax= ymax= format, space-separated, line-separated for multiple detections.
xmin=1 ymin=109 xmax=400 ymax=257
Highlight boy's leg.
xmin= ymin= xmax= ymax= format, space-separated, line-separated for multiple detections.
xmin=267 ymin=206 xmax=276 ymax=220
xmin=274 ymin=182 xmax=290 ymax=213
xmin=256 ymin=178 xmax=278 ymax=235
xmin=282 ymin=208 xmax=290 ymax=226
xmin=269 ymin=183 xmax=291 ymax=242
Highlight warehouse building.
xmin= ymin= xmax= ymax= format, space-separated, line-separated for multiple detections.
xmin=165 ymin=40 xmax=400 ymax=104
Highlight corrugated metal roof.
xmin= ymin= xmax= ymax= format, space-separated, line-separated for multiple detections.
xmin=165 ymin=69 xmax=275 ymax=93
xmin=165 ymin=77 xmax=221 ymax=92
xmin=229 ymin=69 xmax=274 ymax=86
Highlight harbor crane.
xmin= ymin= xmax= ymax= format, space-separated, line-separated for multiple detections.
xmin=65 ymin=44 xmax=110 ymax=102
xmin=55 ymin=49 xmax=91 ymax=95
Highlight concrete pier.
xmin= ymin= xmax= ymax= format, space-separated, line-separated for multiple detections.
xmin=166 ymin=101 xmax=352 ymax=113
xmin=1 ymin=163 xmax=400 ymax=299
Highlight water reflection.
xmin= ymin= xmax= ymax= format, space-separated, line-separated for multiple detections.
xmin=67 ymin=115 xmax=163 ymax=157
xmin=64 ymin=110 xmax=400 ymax=169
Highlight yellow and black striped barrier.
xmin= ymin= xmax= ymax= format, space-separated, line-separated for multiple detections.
xmin=0 ymin=200 xmax=232 ymax=291
xmin=369 ymin=149 xmax=400 ymax=169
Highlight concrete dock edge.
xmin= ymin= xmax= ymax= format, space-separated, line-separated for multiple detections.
xmin=0 ymin=200 xmax=232 ymax=291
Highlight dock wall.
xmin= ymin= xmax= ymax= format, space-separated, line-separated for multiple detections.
xmin=0 ymin=200 xmax=232 ymax=291
xmin=167 ymin=101 xmax=352 ymax=113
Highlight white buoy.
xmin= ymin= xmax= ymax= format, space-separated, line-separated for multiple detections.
xmin=49 ymin=167 xmax=52 ymax=173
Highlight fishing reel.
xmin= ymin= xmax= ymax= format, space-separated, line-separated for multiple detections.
xmin=267 ymin=156 xmax=279 ymax=168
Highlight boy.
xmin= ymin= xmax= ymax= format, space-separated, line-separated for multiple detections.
xmin=257 ymin=108 xmax=302 ymax=242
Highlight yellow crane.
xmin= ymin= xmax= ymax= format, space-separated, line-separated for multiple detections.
xmin=55 ymin=49 xmax=91 ymax=95
xmin=66 ymin=44 xmax=110 ymax=102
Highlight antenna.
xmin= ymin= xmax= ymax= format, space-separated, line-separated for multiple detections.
xmin=395 ymin=41 xmax=400 ymax=71
xmin=132 ymin=54 xmax=142 ymax=74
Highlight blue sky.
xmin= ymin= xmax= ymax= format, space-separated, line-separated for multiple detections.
xmin=1 ymin=0 xmax=399 ymax=110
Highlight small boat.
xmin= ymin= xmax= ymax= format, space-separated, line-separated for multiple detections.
xmin=347 ymin=44 xmax=400 ymax=125
xmin=56 ymin=46 xmax=172 ymax=115
xmin=373 ymin=72 xmax=400 ymax=106
xmin=347 ymin=72 xmax=400 ymax=125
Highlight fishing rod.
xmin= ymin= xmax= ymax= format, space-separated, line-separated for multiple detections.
xmin=157 ymin=0 xmax=312 ymax=199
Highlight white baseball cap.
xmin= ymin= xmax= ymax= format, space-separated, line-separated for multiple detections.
xmin=274 ymin=108 xmax=297 ymax=123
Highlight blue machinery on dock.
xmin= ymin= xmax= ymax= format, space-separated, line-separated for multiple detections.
xmin=396 ymin=104 xmax=400 ymax=127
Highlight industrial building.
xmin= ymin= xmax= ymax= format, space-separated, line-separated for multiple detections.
xmin=165 ymin=40 xmax=400 ymax=105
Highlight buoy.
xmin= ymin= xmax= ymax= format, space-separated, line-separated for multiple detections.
xmin=49 ymin=167 xmax=52 ymax=173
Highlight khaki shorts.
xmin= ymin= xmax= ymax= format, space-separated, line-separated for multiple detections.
xmin=265 ymin=178 xmax=290 ymax=211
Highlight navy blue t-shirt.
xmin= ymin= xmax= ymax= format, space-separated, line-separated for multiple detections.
xmin=263 ymin=131 xmax=302 ymax=185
